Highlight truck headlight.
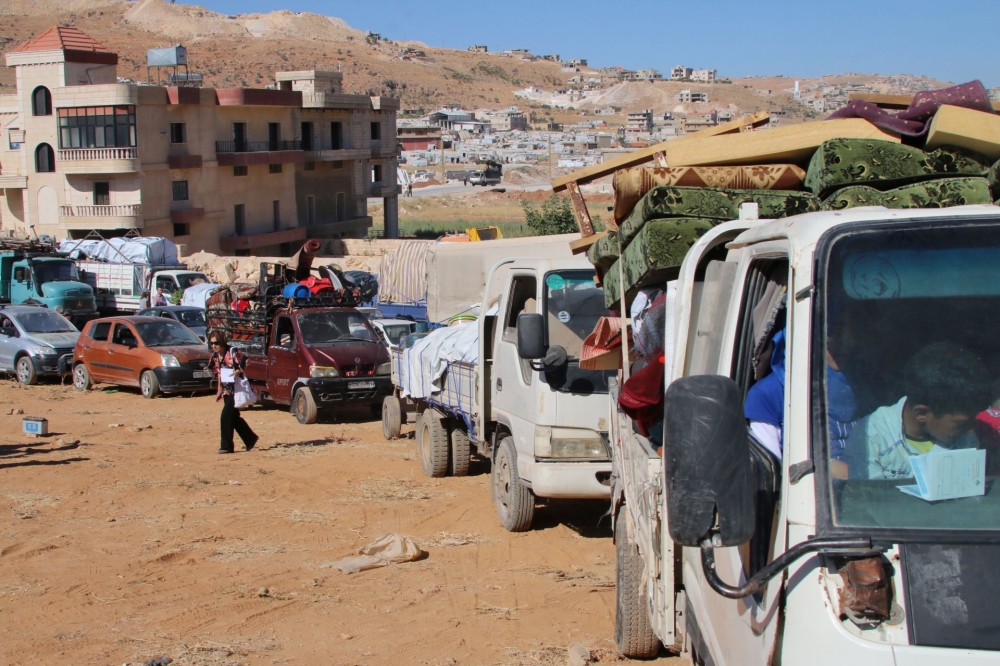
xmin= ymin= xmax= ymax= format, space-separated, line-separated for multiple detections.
xmin=31 ymin=346 xmax=54 ymax=357
xmin=55 ymin=306 xmax=65 ymax=314
xmin=534 ymin=426 xmax=608 ymax=459
xmin=376 ymin=362 xmax=391 ymax=375
xmin=160 ymin=354 xmax=180 ymax=368
xmin=310 ymin=365 xmax=339 ymax=378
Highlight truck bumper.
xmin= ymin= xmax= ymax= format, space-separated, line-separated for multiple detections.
xmin=307 ymin=376 xmax=392 ymax=406
xmin=523 ymin=461 xmax=613 ymax=499
xmin=153 ymin=367 xmax=214 ymax=393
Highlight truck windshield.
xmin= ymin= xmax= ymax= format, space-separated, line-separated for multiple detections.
xmin=13 ymin=310 xmax=76 ymax=333
xmin=33 ymin=260 xmax=79 ymax=286
xmin=379 ymin=323 xmax=414 ymax=345
xmin=176 ymin=273 xmax=209 ymax=290
xmin=543 ymin=270 xmax=612 ymax=394
xmin=821 ymin=220 xmax=1000 ymax=533
xmin=135 ymin=320 xmax=202 ymax=347
xmin=297 ymin=311 xmax=376 ymax=345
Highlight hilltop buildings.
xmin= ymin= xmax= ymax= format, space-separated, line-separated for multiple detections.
xmin=0 ymin=26 xmax=400 ymax=255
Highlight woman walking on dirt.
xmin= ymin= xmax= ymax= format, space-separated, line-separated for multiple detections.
xmin=209 ymin=331 xmax=258 ymax=454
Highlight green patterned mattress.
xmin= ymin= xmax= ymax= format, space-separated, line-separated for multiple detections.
xmin=587 ymin=232 xmax=620 ymax=271
xmin=822 ymin=176 xmax=993 ymax=210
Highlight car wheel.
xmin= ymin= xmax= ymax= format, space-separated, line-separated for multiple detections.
xmin=614 ymin=507 xmax=662 ymax=658
xmin=73 ymin=363 xmax=91 ymax=391
xmin=382 ymin=395 xmax=402 ymax=440
xmin=140 ymin=370 xmax=161 ymax=399
xmin=15 ymin=356 xmax=38 ymax=385
xmin=449 ymin=426 xmax=471 ymax=477
xmin=292 ymin=386 xmax=318 ymax=424
xmin=418 ymin=409 xmax=449 ymax=478
xmin=493 ymin=436 xmax=534 ymax=532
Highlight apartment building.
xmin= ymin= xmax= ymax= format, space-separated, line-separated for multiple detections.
xmin=671 ymin=65 xmax=693 ymax=81
xmin=677 ymin=89 xmax=709 ymax=103
xmin=691 ymin=68 xmax=717 ymax=83
xmin=625 ymin=109 xmax=654 ymax=136
xmin=0 ymin=27 xmax=400 ymax=255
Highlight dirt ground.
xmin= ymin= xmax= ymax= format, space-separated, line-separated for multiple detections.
xmin=0 ymin=378 xmax=684 ymax=666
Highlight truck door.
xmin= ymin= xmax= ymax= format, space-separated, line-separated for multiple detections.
xmin=11 ymin=265 xmax=32 ymax=303
xmin=107 ymin=322 xmax=142 ymax=386
xmin=685 ymin=245 xmax=790 ymax=666
xmin=0 ymin=314 xmax=18 ymax=370
xmin=267 ymin=315 xmax=297 ymax=404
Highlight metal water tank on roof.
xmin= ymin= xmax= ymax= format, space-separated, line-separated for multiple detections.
xmin=147 ymin=45 xmax=187 ymax=67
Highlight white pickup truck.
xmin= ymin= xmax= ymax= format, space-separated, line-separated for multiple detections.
xmin=76 ymin=263 xmax=209 ymax=314
xmin=613 ymin=205 xmax=1000 ymax=664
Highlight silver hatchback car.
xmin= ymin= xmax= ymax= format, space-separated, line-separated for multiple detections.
xmin=0 ymin=305 xmax=80 ymax=385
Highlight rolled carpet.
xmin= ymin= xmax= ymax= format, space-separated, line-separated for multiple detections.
xmin=612 ymin=164 xmax=807 ymax=223
xmin=603 ymin=218 xmax=718 ymax=309
xmin=822 ymin=176 xmax=993 ymax=210
xmin=618 ymin=186 xmax=821 ymax=246
xmin=805 ymin=138 xmax=990 ymax=198
xmin=587 ymin=232 xmax=620 ymax=270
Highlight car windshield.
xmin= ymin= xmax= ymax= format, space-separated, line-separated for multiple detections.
xmin=380 ymin=323 xmax=414 ymax=345
xmin=134 ymin=320 xmax=202 ymax=347
xmin=821 ymin=221 xmax=1000 ymax=533
xmin=176 ymin=273 xmax=209 ymax=290
xmin=33 ymin=260 xmax=79 ymax=286
xmin=543 ymin=270 xmax=613 ymax=394
xmin=297 ymin=311 xmax=376 ymax=345
xmin=176 ymin=309 xmax=206 ymax=327
xmin=13 ymin=310 xmax=76 ymax=333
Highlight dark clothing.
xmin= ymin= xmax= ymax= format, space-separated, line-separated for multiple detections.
xmin=220 ymin=394 xmax=256 ymax=452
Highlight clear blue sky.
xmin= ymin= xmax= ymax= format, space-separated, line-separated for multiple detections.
xmin=190 ymin=0 xmax=1000 ymax=87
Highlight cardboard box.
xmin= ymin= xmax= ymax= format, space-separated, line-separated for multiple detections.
xmin=22 ymin=417 xmax=48 ymax=436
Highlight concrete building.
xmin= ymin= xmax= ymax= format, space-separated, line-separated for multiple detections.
xmin=566 ymin=59 xmax=588 ymax=68
xmin=691 ymin=68 xmax=717 ymax=83
xmin=490 ymin=110 xmax=528 ymax=132
xmin=677 ymin=89 xmax=708 ymax=103
xmin=0 ymin=27 xmax=400 ymax=253
xmin=397 ymin=126 xmax=441 ymax=151
xmin=468 ymin=45 xmax=488 ymax=53
xmin=632 ymin=69 xmax=663 ymax=82
xmin=626 ymin=109 xmax=653 ymax=136
xmin=671 ymin=65 xmax=693 ymax=81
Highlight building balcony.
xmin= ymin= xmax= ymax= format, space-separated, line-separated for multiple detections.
xmin=371 ymin=142 xmax=401 ymax=158
xmin=214 ymin=140 xmax=304 ymax=167
xmin=219 ymin=226 xmax=308 ymax=252
xmin=0 ymin=168 xmax=27 ymax=189
xmin=303 ymin=143 xmax=370 ymax=162
xmin=58 ymin=147 xmax=140 ymax=174
xmin=59 ymin=204 xmax=142 ymax=230
xmin=370 ymin=182 xmax=401 ymax=198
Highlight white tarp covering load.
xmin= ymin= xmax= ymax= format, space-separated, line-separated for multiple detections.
xmin=378 ymin=240 xmax=433 ymax=305
xmin=181 ymin=283 xmax=221 ymax=308
xmin=399 ymin=322 xmax=478 ymax=400
xmin=59 ymin=237 xmax=179 ymax=265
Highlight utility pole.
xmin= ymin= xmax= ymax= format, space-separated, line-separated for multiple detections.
xmin=440 ymin=137 xmax=445 ymax=183
xmin=547 ymin=135 xmax=552 ymax=181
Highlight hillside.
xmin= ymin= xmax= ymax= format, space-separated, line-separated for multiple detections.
xmin=0 ymin=0 xmax=953 ymax=126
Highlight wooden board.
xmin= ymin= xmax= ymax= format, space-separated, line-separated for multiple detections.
xmin=551 ymin=110 xmax=770 ymax=191
xmin=925 ymin=104 xmax=1000 ymax=161
xmin=566 ymin=180 xmax=595 ymax=236
xmin=569 ymin=230 xmax=606 ymax=255
xmin=849 ymin=92 xmax=1000 ymax=112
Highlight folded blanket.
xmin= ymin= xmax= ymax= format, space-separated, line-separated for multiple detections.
xmin=822 ymin=177 xmax=993 ymax=211
xmin=805 ymin=138 xmax=990 ymax=197
xmin=587 ymin=232 xmax=620 ymax=270
xmin=612 ymin=164 xmax=807 ymax=223
xmin=603 ymin=218 xmax=717 ymax=308
xmin=618 ymin=186 xmax=820 ymax=247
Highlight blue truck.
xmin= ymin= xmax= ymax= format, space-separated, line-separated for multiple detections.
xmin=0 ymin=239 xmax=97 ymax=324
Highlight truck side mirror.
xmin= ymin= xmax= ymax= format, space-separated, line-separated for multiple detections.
xmin=516 ymin=313 xmax=546 ymax=359
xmin=662 ymin=375 xmax=754 ymax=548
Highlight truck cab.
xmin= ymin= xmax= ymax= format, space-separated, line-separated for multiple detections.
xmin=150 ymin=269 xmax=209 ymax=294
xmin=0 ymin=252 xmax=96 ymax=320
xmin=614 ymin=205 xmax=1000 ymax=664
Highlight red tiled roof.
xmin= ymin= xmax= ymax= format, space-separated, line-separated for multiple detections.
xmin=11 ymin=26 xmax=114 ymax=55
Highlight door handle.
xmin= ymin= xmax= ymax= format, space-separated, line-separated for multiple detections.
xmin=497 ymin=378 xmax=502 ymax=391
xmin=270 ymin=357 xmax=277 ymax=362
xmin=84 ymin=345 xmax=90 ymax=349
xmin=108 ymin=349 xmax=114 ymax=354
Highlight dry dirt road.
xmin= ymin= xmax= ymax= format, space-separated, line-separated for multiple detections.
xmin=0 ymin=378 xmax=684 ymax=666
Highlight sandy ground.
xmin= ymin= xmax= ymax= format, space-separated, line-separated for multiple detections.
xmin=0 ymin=378 xmax=684 ymax=666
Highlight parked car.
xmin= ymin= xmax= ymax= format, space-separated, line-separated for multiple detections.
xmin=136 ymin=305 xmax=207 ymax=341
xmin=370 ymin=318 xmax=417 ymax=349
xmin=355 ymin=306 xmax=384 ymax=320
xmin=0 ymin=305 xmax=80 ymax=385
xmin=72 ymin=315 xmax=213 ymax=398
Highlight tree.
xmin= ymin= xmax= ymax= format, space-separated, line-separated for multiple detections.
xmin=521 ymin=194 xmax=578 ymax=236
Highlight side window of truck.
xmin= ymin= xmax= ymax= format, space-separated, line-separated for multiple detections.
xmin=156 ymin=277 xmax=175 ymax=292
xmin=13 ymin=267 xmax=27 ymax=283
xmin=502 ymin=275 xmax=537 ymax=342
xmin=274 ymin=316 xmax=295 ymax=348
xmin=89 ymin=322 xmax=112 ymax=341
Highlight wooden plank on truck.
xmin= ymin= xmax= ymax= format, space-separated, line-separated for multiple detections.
xmin=569 ymin=230 xmax=607 ymax=256
xmin=551 ymin=110 xmax=771 ymax=191
xmin=924 ymin=104 xmax=1000 ymax=161
xmin=567 ymin=180 xmax=596 ymax=237
xmin=848 ymin=91 xmax=1000 ymax=112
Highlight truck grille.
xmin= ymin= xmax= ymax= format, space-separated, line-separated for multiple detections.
xmin=341 ymin=363 xmax=375 ymax=377
xmin=188 ymin=359 xmax=209 ymax=370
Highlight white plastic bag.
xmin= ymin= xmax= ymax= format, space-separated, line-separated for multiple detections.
xmin=321 ymin=534 xmax=425 ymax=574
xmin=233 ymin=374 xmax=257 ymax=409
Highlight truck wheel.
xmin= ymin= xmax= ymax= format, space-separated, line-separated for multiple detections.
xmin=140 ymin=370 xmax=160 ymax=399
xmin=292 ymin=387 xmax=318 ymax=425
xmin=418 ymin=410 xmax=449 ymax=478
xmin=73 ymin=363 xmax=91 ymax=391
xmin=382 ymin=395 xmax=402 ymax=440
xmin=614 ymin=508 xmax=661 ymax=658
xmin=493 ymin=437 xmax=534 ymax=532
xmin=15 ymin=356 xmax=38 ymax=385
xmin=449 ymin=427 xmax=471 ymax=477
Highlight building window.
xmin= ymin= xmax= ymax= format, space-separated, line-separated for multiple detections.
xmin=234 ymin=204 xmax=246 ymax=236
xmin=372 ymin=164 xmax=383 ymax=183
xmin=169 ymin=122 xmax=186 ymax=144
xmin=233 ymin=165 xmax=248 ymax=177
xmin=307 ymin=196 xmax=315 ymax=225
xmin=272 ymin=200 xmax=280 ymax=231
xmin=32 ymin=87 xmax=52 ymax=116
xmin=58 ymin=106 xmax=137 ymax=149
xmin=331 ymin=121 xmax=342 ymax=149
xmin=269 ymin=163 xmax=282 ymax=174
xmin=370 ymin=121 xmax=381 ymax=141
xmin=301 ymin=121 xmax=314 ymax=150
xmin=93 ymin=182 xmax=110 ymax=206
xmin=173 ymin=223 xmax=190 ymax=237
xmin=34 ymin=143 xmax=55 ymax=173
xmin=268 ymin=122 xmax=281 ymax=151
xmin=172 ymin=180 xmax=189 ymax=202
xmin=304 ymin=161 xmax=316 ymax=171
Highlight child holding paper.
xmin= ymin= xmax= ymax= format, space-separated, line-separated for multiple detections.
xmin=845 ymin=342 xmax=991 ymax=480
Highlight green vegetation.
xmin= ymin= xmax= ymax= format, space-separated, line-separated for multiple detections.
xmin=370 ymin=219 xmax=536 ymax=239
xmin=521 ymin=194 xmax=578 ymax=236
xmin=472 ymin=62 xmax=510 ymax=81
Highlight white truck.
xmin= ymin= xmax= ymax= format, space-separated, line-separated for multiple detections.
xmin=612 ymin=205 xmax=1000 ymax=663
xmin=76 ymin=263 xmax=209 ymax=314
xmin=383 ymin=236 xmax=614 ymax=531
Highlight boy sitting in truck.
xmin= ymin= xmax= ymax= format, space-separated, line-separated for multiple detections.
xmin=845 ymin=342 xmax=991 ymax=481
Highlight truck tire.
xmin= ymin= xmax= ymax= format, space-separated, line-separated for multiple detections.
xmin=493 ymin=436 xmax=534 ymax=532
xmin=140 ymin=370 xmax=160 ymax=399
xmin=15 ymin=355 xmax=38 ymax=385
xmin=418 ymin=410 xmax=449 ymax=478
xmin=292 ymin=386 xmax=319 ymax=425
xmin=382 ymin=395 xmax=402 ymax=440
xmin=449 ymin=426 xmax=471 ymax=477
xmin=73 ymin=363 xmax=91 ymax=391
xmin=614 ymin=508 xmax=661 ymax=658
